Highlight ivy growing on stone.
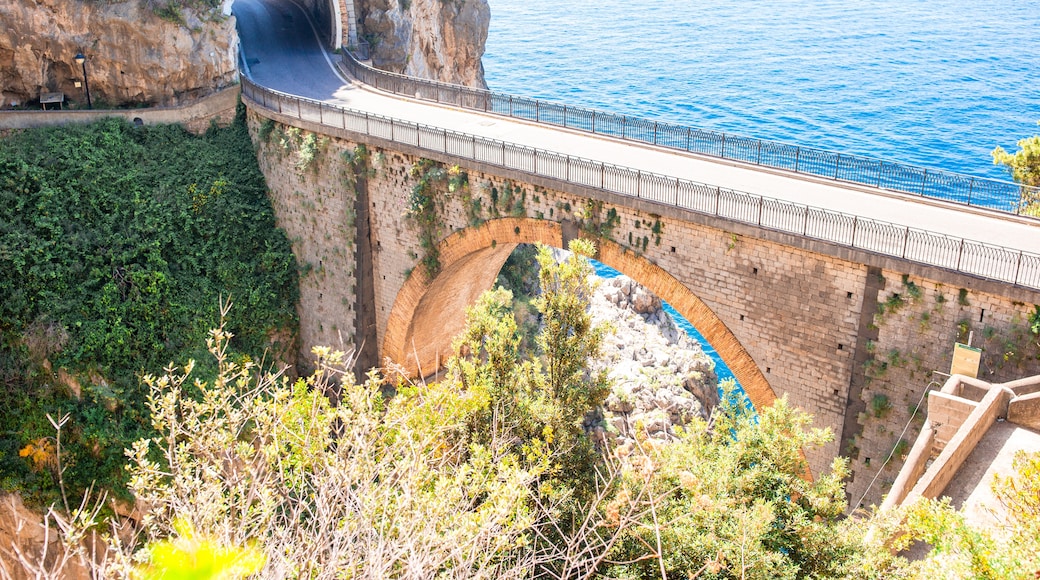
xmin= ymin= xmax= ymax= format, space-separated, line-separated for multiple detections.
xmin=406 ymin=159 xmax=468 ymax=277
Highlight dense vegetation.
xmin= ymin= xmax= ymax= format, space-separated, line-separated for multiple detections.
xmin=0 ymin=110 xmax=298 ymax=507
xmin=7 ymin=242 xmax=1040 ymax=578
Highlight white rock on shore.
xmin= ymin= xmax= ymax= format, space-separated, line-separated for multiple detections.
xmin=585 ymin=274 xmax=719 ymax=447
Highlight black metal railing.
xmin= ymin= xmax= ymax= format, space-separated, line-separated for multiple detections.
xmin=336 ymin=51 xmax=1039 ymax=217
xmin=241 ymin=77 xmax=1040 ymax=291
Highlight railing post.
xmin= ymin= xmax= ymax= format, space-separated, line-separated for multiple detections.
xmin=653 ymin=122 xmax=658 ymax=145
xmin=757 ymin=196 xmax=763 ymax=225
xmin=509 ymin=95 xmax=513 ymax=117
xmin=591 ymin=113 xmax=596 ymax=134
xmin=757 ymin=141 xmax=762 ymax=165
xmin=956 ymin=239 xmax=965 ymax=271
xmin=675 ymin=178 xmax=680 ymax=206
xmin=536 ymin=100 xmax=540 ymax=122
xmin=834 ymin=153 xmax=840 ymax=179
xmin=621 ymin=116 xmax=626 ymax=139
xmin=803 ymin=206 xmax=809 ymax=235
xmin=297 ymin=98 xmax=301 ymax=119
xmin=319 ymin=102 xmax=323 ymax=125
xmin=851 ymin=217 xmax=858 ymax=246
xmin=794 ymin=147 xmax=800 ymax=173
xmin=715 ymin=186 xmax=721 ymax=216
xmin=601 ymin=163 xmax=605 ymax=189
xmin=563 ymin=104 xmax=568 ymax=128
xmin=967 ymin=177 xmax=974 ymax=205
xmin=1014 ymin=252 xmax=1023 ymax=285
xmin=686 ymin=127 xmax=691 ymax=151
xmin=920 ymin=169 xmax=928 ymax=195
xmin=876 ymin=161 xmax=883 ymax=187
xmin=637 ymin=171 xmax=641 ymax=198
xmin=902 ymin=226 xmax=909 ymax=259
xmin=720 ymin=134 xmax=726 ymax=158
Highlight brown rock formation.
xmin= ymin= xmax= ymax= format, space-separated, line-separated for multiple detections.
xmin=0 ymin=0 xmax=238 ymax=108
xmin=0 ymin=494 xmax=93 ymax=579
xmin=358 ymin=0 xmax=489 ymax=88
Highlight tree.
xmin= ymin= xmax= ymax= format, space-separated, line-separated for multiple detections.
xmin=992 ymin=121 xmax=1040 ymax=213
xmin=448 ymin=239 xmax=610 ymax=492
xmin=603 ymin=387 xmax=861 ymax=580
xmin=9 ymin=241 xmax=921 ymax=578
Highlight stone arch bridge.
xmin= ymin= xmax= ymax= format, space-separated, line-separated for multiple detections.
xmin=235 ymin=0 xmax=1040 ymax=488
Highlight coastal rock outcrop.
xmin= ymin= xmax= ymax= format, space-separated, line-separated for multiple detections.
xmin=586 ymin=275 xmax=720 ymax=447
xmin=0 ymin=0 xmax=238 ymax=108
xmin=357 ymin=0 xmax=489 ymax=88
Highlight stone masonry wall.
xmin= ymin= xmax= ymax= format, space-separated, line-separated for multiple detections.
xmin=361 ymin=149 xmax=865 ymax=474
xmin=248 ymin=112 xmax=360 ymax=370
xmin=844 ymin=272 xmax=1040 ymax=509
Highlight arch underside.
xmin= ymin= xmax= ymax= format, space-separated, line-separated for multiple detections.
xmin=381 ymin=218 xmax=777 ymax=412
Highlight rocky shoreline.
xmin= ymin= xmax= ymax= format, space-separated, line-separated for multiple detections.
xmin=585 ymin=274 xmax=720 ymax=449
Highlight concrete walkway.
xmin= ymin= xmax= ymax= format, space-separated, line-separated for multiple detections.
xmin=234 ymin=0 xmax=1040 ymax=254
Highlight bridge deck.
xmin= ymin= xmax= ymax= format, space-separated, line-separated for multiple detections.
xmin=236 ymin=0 xmax=1039 ymax=257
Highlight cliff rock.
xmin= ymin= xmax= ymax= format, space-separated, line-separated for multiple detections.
xmin=0 ymin=494 xmax=92 ymax=579
xmin=358 ymin=0 xmax=489 ymax=88
xmin=0 ymin=0 xmax=238 ymax=108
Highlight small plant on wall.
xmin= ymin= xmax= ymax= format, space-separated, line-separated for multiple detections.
xmin=1031 ymin=305 xmax=1040 ymax=349
xmin=579 ymin=200 xmax=619 ymax=240
xmin=407 ymin=159 xmax=468 ymax=277
xmin=870 ymin=393 xmax=892 ymax=418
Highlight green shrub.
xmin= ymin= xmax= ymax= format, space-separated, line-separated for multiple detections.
xmin=0 ymin=112 xmax=298 ymax=505
xmin=870 ymin=393 xmax=892 ymax=418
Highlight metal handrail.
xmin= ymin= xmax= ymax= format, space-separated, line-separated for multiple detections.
xmin=241 ymin=77 xmax=1040 ymax=292
xmin=336 ymin=50 xmax=1039 ymax=217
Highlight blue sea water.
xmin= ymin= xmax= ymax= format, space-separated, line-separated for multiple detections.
xmin=484 ymin=0 xmax=1040 ymax=183
xmin=499 ymin=3 xmax=1038 ymax=407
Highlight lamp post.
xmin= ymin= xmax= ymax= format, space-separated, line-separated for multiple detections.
xmin=74 ymin=52 xmax=92 ymax=109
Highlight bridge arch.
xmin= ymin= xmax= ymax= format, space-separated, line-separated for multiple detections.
xmin=381 ymin=217 xmax=778 ymax=412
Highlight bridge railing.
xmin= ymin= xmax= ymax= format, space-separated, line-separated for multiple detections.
xmin=241 ymin=78 xmax=1040 ymax=292
xmin=336 ymin=51 xmax=1040 ymax=217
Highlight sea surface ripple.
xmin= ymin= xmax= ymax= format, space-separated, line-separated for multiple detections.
xmin=484 ymin=0 xmax=1040 ymax=181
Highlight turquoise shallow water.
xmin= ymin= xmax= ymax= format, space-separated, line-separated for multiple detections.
xmin=484 ymin=0 xmax=1040 ymax=185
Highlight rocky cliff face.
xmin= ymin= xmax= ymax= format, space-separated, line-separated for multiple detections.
xmin=358 ymin=0 xmax=489 ymax=88
xmin=0 ymin=0 xmax=238 ymax=109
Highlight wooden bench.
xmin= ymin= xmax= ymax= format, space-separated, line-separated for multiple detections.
xmin=40 ymin=92 xmax=64 ymax=110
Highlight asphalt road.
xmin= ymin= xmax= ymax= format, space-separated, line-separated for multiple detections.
xmin=233 ymin=0 xmax=1040 ymax=257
